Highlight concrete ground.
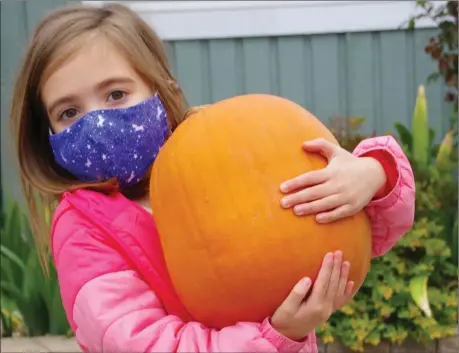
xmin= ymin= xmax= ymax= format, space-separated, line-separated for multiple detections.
xmin=1 ymin=336 xmax=80 ymax=353
xmin=2 ymin=335 xmax=458 ymax=353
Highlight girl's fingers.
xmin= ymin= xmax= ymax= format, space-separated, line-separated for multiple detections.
xmin=315 ymin=204 xmax=355 ymax=224
xmin=336 ymin=261 xmax=350 ymax=297
xmin=302 ymin=138 xmax=340 ymax=161
xmin=281 ymin=183 xmax=334 ymax=209
xmin=344 ymin=281 xmax=354 ymax=297
xmin=281 ymin=277 xmax=313 ymax=311
xmin=325 ymin=251 xmax=342 ymax=302
xmin=310 ymin=253 xmax=334 ymax=297
xmin=280 ymin=169 xmax=328 ymax=194
xmin=334 ymin=281 xmax=355 ymax=311
xmin=292 ymin=194 xmax=343 ymax=216
xmin=339 ymin=281 xmax=355 ymax=309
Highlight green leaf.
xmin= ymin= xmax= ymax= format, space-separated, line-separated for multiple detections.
xmin=48 ymin=280 xmax=70 ymax=335
xmin=0 ymin=245 xmax=26 ymax=274
xmin=429 ymin=128 xmax=436 ymax=148
xmin=19 ymin=251 xmax=50 ymax=336
xmin=0 ymin=200 xmax=70 ymax=337
xmin=347 ymin=116 xmax=366 ymax=130
xmin=1 ymin=295 xmax=25 ymax=337
xmin=1 ymin=201 xmax=31 ymax=291
xmin=424 ymin=238 xmax=451 ymax=257
xmin=417 ymin=0 xmax=427 ymax=8
xmin=394 ymin=122 xmax=413 ymax=152
xmin=412 ymin=85 xmax=430 ymax=166
xmin=1 ymin=296 xmax=16 ymax=337
xmin=37 ymin=259 xmax=70 ymax=335
xmin=1 ymin=260 xmax=16 ymax=292
xmin=3 ymin=202 xmax=31 ymax=250
xmin=427 ymin=72 xmax=442 ymax=83
xmin=438 ymin=20 xmax=457 ymax=32
xmin=409 ymin=276 xmax=433 ymax=318
xmin=450 ymin=217 xmax=458 ymax=264
xmin=436 ymin=130 xmax=454 ymax=171
xmin=0 ymin=281 xmax=23 ymax=299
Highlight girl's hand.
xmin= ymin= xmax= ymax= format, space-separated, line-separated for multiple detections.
xmin=271 ymin=251 xmax=354 ymax=341
xmin=280 ymin=138 xmax=387 ymax=223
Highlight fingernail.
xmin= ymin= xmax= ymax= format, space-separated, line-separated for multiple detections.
xmin=325 ymin=252 xmax=333 ymax=262
xmin=280 ymin=198 xmax=290 ymax=208
xmin=294 ymin=206 xmax=304 ymax=215
xmin=280 ymin=183 xmax=289 ymax=192
xmin=316 ymin=215 xmax=325 ymax=223
xmin=302 ymin=278 xmax=311 ymax=290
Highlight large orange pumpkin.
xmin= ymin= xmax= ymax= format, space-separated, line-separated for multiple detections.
xmin=150 ymin=94 xmax=372 ymax=329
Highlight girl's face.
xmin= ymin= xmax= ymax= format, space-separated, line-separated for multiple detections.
xmin=42 ymin=37 xmax=153 ymax=133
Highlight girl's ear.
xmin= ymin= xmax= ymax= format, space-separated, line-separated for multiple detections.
xmin=167 ymin=79 xmax=180 ymax=90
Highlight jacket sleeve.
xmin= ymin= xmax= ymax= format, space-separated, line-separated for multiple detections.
xmin=352 ymin=136 xmax=415 ymax=258
xmin=52 ymin=208 xmax=316 ymax=353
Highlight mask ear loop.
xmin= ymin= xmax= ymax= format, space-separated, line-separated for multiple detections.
xmin=49 ymin=127 xmax=54 ymax=136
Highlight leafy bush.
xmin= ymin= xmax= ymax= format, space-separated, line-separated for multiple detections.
xmin=407 ymin=0 xmax=458 ymax=136
xmin=394 ymin=86 xmax=458 ymax=264
xmin=318 ymin=86 xmax=458 ymax=351
xmin=0 ymin=200 xmax=70 ymax=337
xmin=1 ymin=292 xmax=25 ymax=337
xmin=328 ymin=115 xmax=376 ymax=152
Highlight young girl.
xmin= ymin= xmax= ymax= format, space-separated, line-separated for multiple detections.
xmin=10 ymin=3 xmax=415 ymax=352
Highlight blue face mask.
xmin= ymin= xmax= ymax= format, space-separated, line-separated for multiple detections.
xmin=49 ymin=94 xmax=169 ymax=187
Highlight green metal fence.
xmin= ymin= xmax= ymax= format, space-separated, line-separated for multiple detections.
xmin=1 ymin=0 xmax=451 ymax=205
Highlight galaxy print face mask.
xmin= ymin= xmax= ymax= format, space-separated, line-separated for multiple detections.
xmin=49 ymin=94 xmax=169 ymax=187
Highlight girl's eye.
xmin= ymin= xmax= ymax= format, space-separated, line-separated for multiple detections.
xmin=108 ymin=90 xmax=126 ymax=102
xmin=59 ymin=108 xmax=78 ymax=121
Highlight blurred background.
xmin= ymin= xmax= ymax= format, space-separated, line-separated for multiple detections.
xmin=1 ymin=1 xmax=457 ymax=352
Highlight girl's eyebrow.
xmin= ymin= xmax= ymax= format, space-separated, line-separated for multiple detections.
xmin=96 ymin=76 xmax=136 ymax=90
xmin=47 ymin=77 xmax=136 ymax=115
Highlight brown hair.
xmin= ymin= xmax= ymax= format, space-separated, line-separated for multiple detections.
xmin=10 ymin=3 xmax=189 ymax=270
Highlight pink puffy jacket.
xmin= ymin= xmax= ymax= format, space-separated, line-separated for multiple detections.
xmin=51 ymin=136 xmax=415 ymax=353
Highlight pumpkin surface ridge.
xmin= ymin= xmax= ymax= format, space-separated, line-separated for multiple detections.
xmin=172 ymin=123 xmax=225 ymax=305
xmin=197 ymin=111 xmax=233 ymax=300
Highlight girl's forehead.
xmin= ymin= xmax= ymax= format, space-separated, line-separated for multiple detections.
xmin=46 ymin=37 xmax=131 ymax=82
xmin=41 ymin=38 xmax=138 ymax=106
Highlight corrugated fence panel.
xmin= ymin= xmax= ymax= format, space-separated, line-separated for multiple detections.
xmin=1 ymin=0 xmax=76 ymax=206
xmin=209 ymin=40 xmax=243 ymax=102
xmin=0 ymin=0 xmax=452 ymax=205
xmin=167 ymin=28 xmax=450 ymax=139
xmin=1 ymin=0 xmax=31 ymax=208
